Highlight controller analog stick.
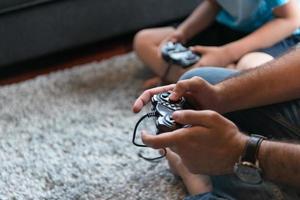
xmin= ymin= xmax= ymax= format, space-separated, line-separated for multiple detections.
xmin=161 ymin=93 xmax=169 ymax=98
xmin=168 ymin=115 xmax=174 ymax=122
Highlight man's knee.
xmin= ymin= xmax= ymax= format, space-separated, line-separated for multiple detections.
xmin=180 ymin=67 xmax=238 ymax=85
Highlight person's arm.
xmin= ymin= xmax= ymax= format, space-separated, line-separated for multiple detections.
xmin=133 ymin=47 xmax=300 ymax=115
xmin=224 ymin=0 xmax=300 ymax=61
xmin=259 ymin=140 xmax=300 ymax=187
xmin=141 ymin=110 xmax=300 ymax=188
xmin=175 ymin=0 xmax=220 ymax=43
xmin=132 ymin=48 xmax=300 ymax=114
xmin=216 ymin=47 xmax=300 ymax=113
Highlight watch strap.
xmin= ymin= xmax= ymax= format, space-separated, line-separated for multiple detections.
xmin=241 ymin=134 xmax=266 ymax=164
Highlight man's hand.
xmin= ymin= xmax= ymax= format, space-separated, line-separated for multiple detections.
xmin=132 ymin=77 xmax=224 ymax=114
xmin=132 ymin=84 xmax=176 ymax=113
xmin=191 ymin=45 xmax=236 ymax=67
xmin=142 ymin=110 xmax=248 ymax=175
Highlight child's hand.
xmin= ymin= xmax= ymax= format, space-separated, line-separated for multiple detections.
xmin=190 ymin=45 xmax=236 ymax=67
xmin=164 ymin=29 xmax=187 ymax=44
xmin=158 ymin=29 xmax=187 ymax=57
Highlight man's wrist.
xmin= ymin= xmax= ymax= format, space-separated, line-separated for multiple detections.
xmin=257 ymin=140 xmax=270 ymax=178
xmin=213 ymin=84 xmax=233 ymax=114
xmin=233 ymin=135 xmax=266 ymax=184
xmin=224 ymin=133 xmax=249 ymax=174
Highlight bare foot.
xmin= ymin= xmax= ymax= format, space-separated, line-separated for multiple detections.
xmin=165 ymin=148 xmax=213 ymax=195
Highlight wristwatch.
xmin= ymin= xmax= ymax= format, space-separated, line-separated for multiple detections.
xmin=234 ymin=134 xmax=266 ymax=184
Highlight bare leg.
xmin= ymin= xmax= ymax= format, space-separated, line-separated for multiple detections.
xmin=133 ymin=27 xmax=186 ymax=83
xmin=235 ymin=52 xmax=274 ymax=70
xmin=164 ymin=148 xmax=212 ymax=195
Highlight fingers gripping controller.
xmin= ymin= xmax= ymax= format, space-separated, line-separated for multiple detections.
xmin=151 ymin=92 xmax=187 ymax=134
xmin=132 ymin=92 xmax=190 ymax=161
xmin=156 ymin=115 xmax=182 ymax=134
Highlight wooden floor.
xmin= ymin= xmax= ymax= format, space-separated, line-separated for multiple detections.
xmin=0 ymin=37 xmax=133 ymax=86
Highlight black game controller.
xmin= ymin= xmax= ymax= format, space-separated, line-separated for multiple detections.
xmin=161 ymin=42 xmax=200 ymax=68
xmin=151 ymin=92 xmax=188 ymax=134
xmin=132 ymin=92 xmax=191 ymax=160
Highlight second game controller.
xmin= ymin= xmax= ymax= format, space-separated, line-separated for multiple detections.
xmin=161 ymin=42 xmax=200 ymax=68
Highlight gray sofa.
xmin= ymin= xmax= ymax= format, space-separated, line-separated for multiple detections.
xmin=0 ymin=0 xmax=200 ymax=68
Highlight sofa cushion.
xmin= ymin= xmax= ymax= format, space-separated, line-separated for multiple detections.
xmin=0 ymin=0 xmax=57 ymax=15
xmin=0 ymin=0 xmax=200 ymax=67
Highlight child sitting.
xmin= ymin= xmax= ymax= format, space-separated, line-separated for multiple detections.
xmin=134 ymin=0 xmax=300 ymax=86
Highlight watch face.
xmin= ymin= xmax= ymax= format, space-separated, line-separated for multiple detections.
xmin=234 ymin=162 xmax=262 ymax=184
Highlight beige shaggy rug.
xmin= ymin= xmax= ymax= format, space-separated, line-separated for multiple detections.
xmin=0 ymin=53 xmax=187 ymax=200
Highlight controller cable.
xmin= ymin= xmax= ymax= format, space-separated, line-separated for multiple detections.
xmin=132 ymin=112 xmax=167 ymax=161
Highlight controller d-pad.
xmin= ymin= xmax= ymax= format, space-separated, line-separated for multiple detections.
xmin=166 ymin=115 xmax=175 ymax=123
xmin=162 ymin=102 xmax=169 ymax=106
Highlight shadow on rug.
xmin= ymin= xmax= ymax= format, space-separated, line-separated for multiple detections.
xmin=0 ymin=53 xmax=187 ymax=200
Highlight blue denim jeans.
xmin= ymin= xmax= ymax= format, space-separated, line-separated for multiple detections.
xmin=180 ymin=67 xmax=300 ymax=200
